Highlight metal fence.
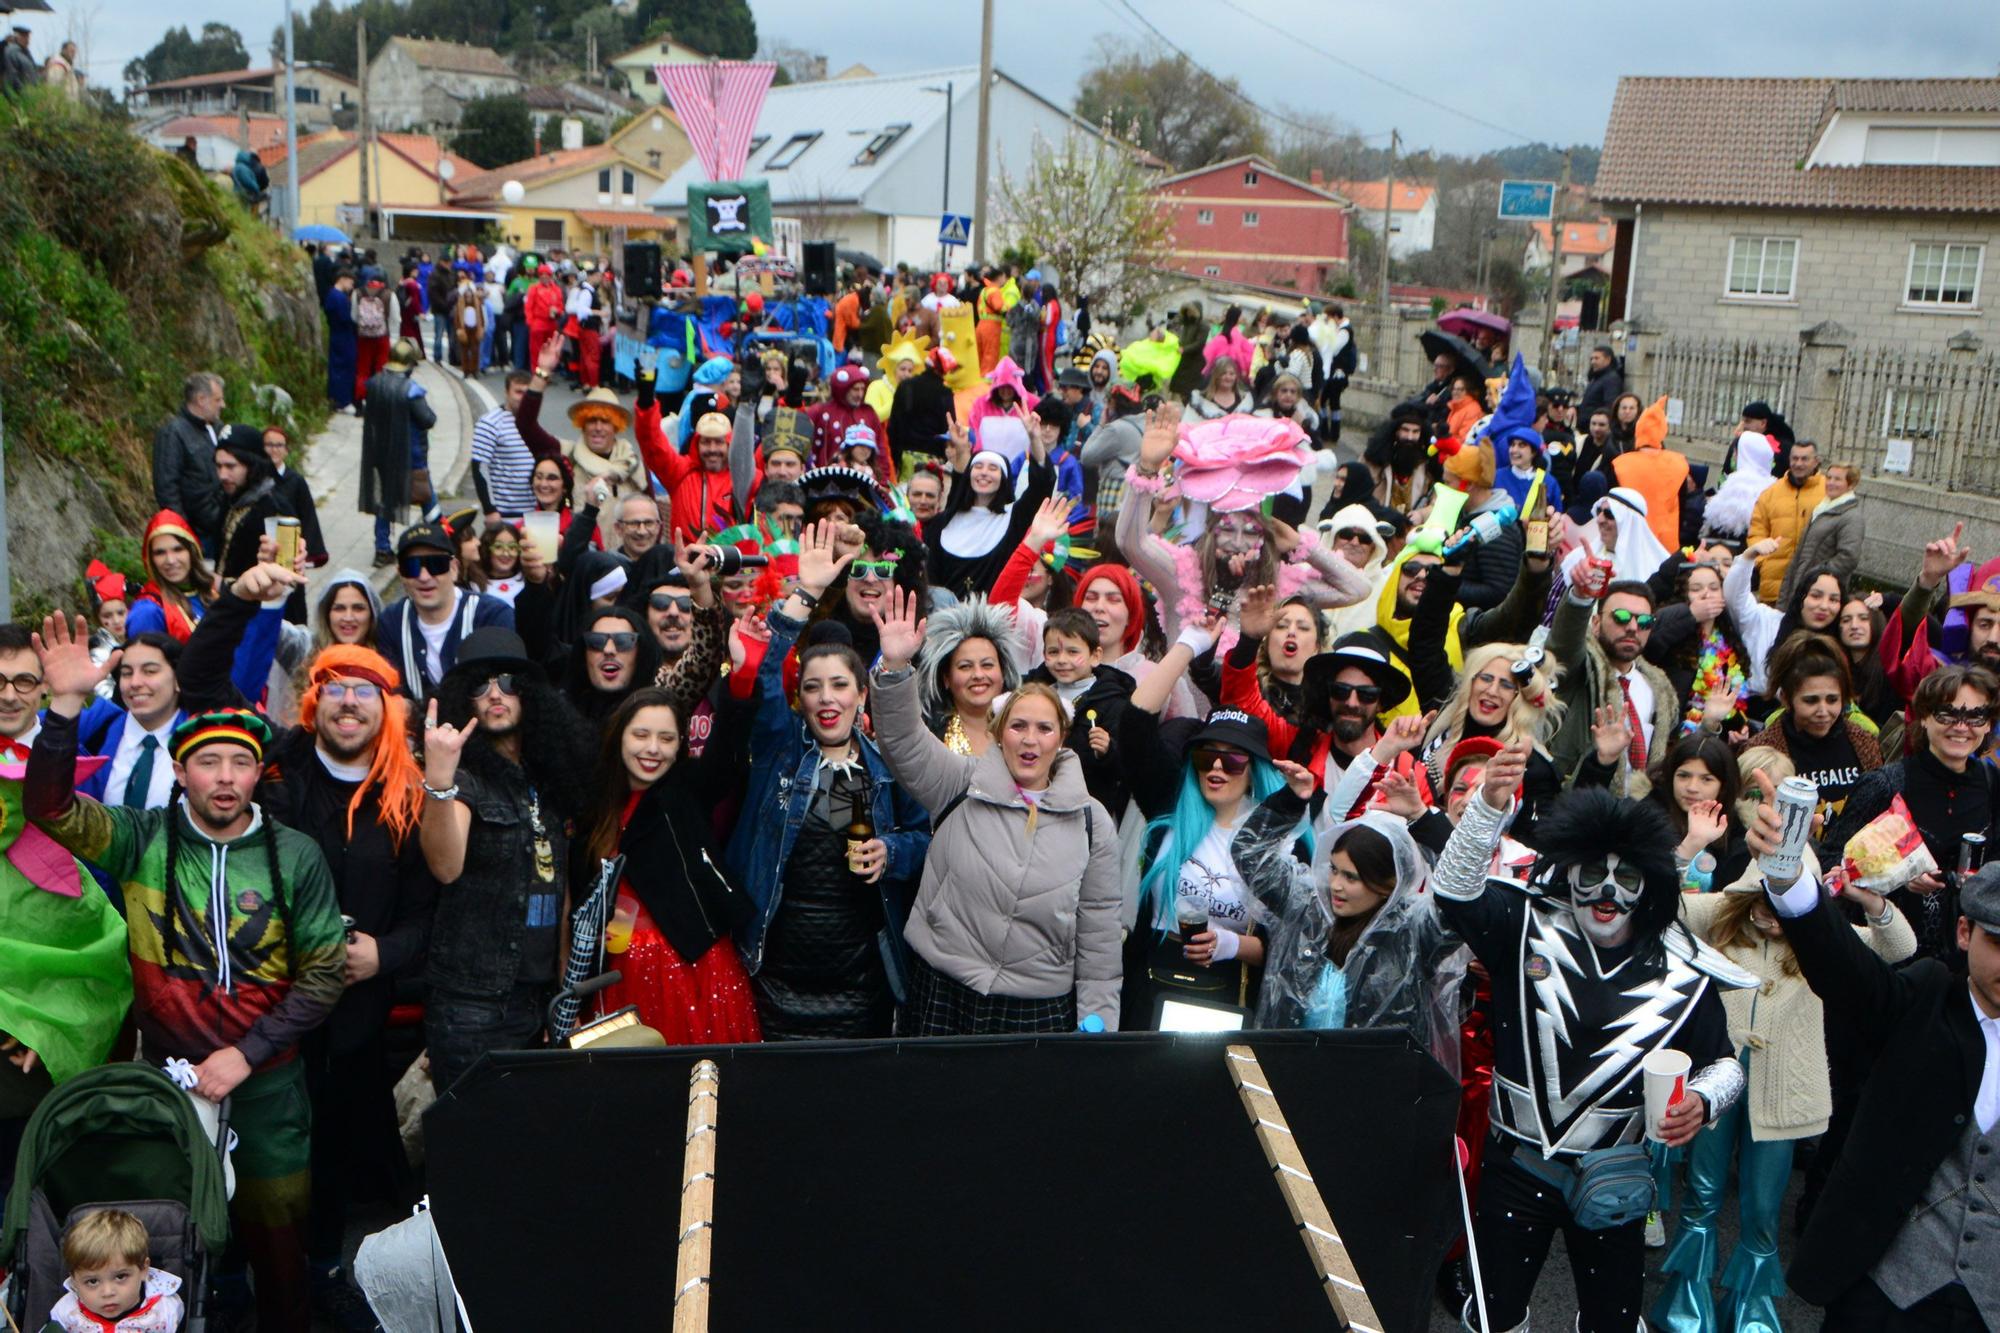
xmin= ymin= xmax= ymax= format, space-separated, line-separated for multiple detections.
xmin=1827 ymin=344 xmax=2000 ymax=491
xmin=1646 ymin=337 xmax=1802 ymax=436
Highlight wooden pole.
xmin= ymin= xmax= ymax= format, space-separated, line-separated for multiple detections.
xmin=1542 ymin=151 xmax=1572 ymax=378
xmin=672 ymin=1059 xmax=721 ymax=1333
xmin=355 ymin=17 xmax=370 ymax=241
xmin=971 ymin=0 xmax=993 ymax=264
xmin=1374 ymin=131 xmax=1397 ymax=373
xmin=1226 ymin=1045 xmax=1384 ymax=1333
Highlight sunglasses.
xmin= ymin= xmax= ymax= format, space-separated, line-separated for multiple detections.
xmin=1189 ymin=746 xmax=1252 ymax=776
xmin=471 ymin=674 xmax=519 ymax=700
xmin=650 ymin=592 xmax=694 ymax=613
xmin=1328 ymin=682 xmax=1382 ymax=703
xmin=583 ymin=631 xmax=639 ymax=654
xmin=851 ymin=554 xmax=903 ymax=581
xmin=1607 ymin=608 xmax=1657 ymax=629
xmin=1402 ymin=561 xmax=1440 ymax=580
xmin=1930 ymin=705 xmax=1998 ymax=729
xmin=320 ymin=681 xmax=382 ymax=702
xmin=1334 ymin=529 xmax=1371 ymax=544
xmin=399 ymin=553 xmax=453 ymax=579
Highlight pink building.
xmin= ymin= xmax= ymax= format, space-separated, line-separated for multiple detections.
xmin=1153 ymin=154 xmax=1350 ymax=294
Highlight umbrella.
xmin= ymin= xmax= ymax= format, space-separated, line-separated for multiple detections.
xmin=836 ymin=248 xmax=884 ymax=273
xmin=1418 ymin=329 xmax=1493 ymax=384
xmin=292 ymin=223 xmax=350 ymax=244
xmin=1437 ymin=308 xmax=1512 ymax=340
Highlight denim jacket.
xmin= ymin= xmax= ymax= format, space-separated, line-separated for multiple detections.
xmin=427 ymin=761 xmax=567 ymax=1000
xmin=724 ymin=606 xmax=931 ymax=996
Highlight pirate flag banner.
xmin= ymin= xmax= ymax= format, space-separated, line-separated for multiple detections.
xmin=687 ymin=180 xmax=772 ymax=256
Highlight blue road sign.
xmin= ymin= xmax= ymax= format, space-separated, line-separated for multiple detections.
xmin=1497 ymin=180 xmax=1556 ymax=221
xmin=938 ymin=213 xmax=972 ymax=246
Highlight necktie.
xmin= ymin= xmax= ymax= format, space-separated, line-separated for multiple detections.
xmin=1618 ymin=676 xmax=1647 ymax=772
xmin=124 ymin=734 xmax=158 ymax=809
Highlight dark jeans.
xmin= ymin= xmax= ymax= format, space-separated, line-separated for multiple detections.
xmin=1470 ymin=1137 xmax=1645 ymax=1333
xmin=1825 ymin=1278 xmax=1986 ymax=1332
xmin=301 ymin=1026 xmax=408 ymax=1266
xmin=425 ymin=984 xmax=546 ymax=1095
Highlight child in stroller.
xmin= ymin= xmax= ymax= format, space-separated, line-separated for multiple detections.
xmin=43 ymin=1208 xmax=183 ymax=1332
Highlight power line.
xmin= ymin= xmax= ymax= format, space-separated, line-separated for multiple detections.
xmin=1206 ymin=0 xmax=1541 ymax=144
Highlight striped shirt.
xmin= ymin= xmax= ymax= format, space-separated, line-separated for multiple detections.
xmin=471 ymin=407 xmax=536 ymax=515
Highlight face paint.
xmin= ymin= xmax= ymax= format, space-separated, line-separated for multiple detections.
xmin=1567 ymin=852 xmax=1645 ymax=948
xmin=1211 ymin=514 xmax=1266 ymax=561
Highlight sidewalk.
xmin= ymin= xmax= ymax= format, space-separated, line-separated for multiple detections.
xmin=298 ymin=356 xmax=496 ymax=590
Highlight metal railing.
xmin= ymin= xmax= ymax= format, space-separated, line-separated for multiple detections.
xmin=1828 ymin=343 xmax=2000 ymax=491
xmin=1646 ymin=336 xmax=1801 ymax=435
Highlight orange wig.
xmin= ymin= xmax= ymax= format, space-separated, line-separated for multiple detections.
xmin=298 ymin=645 xmax=424 ymax=845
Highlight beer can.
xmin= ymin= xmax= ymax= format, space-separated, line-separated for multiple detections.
xmin=1958 ymin=832 xmax=1987 ymax=875
xmin=1759 ymin=776 xmax=1818 ymax=883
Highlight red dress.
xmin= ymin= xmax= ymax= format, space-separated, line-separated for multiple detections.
xmin=598 ymin=796 xmax=762 ymax=1045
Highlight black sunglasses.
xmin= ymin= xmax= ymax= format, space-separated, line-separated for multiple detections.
xmin=583 ymin=631 xmax=639 ymax=654
xmin=1189 ymin=745 xmax=1251 ymax=775
xmin=1328 ymin=682 xmax=1382 ymax=703
xmin=649 ymin=592 xmax=694 ymax=613
xmin=471 ymin=673 xmax=518 ymax=699
xmin=399 ymin=553 xmax=452 ymax=578
xmin=1334 ymin=528 xmax=1371 ymax=544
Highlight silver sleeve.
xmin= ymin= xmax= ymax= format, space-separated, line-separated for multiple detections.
xmin=1432 ymin=793 xmax=1511 ymax=902
xmin=1688 ymin=1056 xmax=1746 ymax=1121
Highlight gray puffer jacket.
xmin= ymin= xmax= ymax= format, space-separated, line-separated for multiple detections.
xmin=870 ymin=665 xmax=1123 ymax=1027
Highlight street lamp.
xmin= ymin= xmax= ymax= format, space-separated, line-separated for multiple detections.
xmin=922 ymin=82 xmax=953 ymax=276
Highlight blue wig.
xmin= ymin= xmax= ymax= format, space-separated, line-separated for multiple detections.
xmin=1138 ymin=756 xmax=1308 ymax=931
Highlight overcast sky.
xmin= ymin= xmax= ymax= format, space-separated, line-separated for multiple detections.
xmin=45 ymin=0 xmax=2000 ymax=156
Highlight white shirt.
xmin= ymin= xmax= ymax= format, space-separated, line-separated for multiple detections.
xmin=416 ymin=592 xmax=459 ymax=684
xmin=105 ymin=711 xmax=177 ymax=809
xmin=1173 ymin=816 xmax=1255 ymax=935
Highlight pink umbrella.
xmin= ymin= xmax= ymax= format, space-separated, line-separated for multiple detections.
xmin=1438 ymin=308 xmax=1512 ymax=340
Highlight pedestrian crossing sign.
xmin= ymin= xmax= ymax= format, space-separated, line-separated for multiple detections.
xmin=938 ymin=213 xmax=972 ymax=247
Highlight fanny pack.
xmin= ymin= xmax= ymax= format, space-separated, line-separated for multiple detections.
xmin=1510 ymin=1142 xmax=1656 ymax=1231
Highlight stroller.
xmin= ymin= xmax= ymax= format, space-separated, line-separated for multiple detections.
xmin=2 ymin=1063 xmax=229 ymax=1332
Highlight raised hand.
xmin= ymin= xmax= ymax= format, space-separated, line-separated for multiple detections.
xmin=1374 ymin=769 xmax=1425 ymax=821
xmin=230 ymin=561 xmax=304 ymax=605
xmin=1272 ymin=758 xmax=1317 ymax=801
xmin=1745 ymin=537 xmax=1781 ymax=560
xmin=1024 ymin=494 xmax=1075 ymax=551
xmin=672 ymin=534 xmax=712 ymax=592
xmin=1137 ymin=401 xmax=1182 ymax=473
xmin=1264 ymin=515 xmax=1301 ymax=557
xmin=1591 ymin=701 xmax=1633 ymax=766
xmin=1701 ymin=688 xmax=1737 ymax=729
xmin=421 ymin=697 xmax=471 ymax=785
xmin=1235 ymin=584 xmax=1278 ymax=640
xmin=1742 ymin=771 xmax=1784 ymax=863
xmin=519 ymin=540 xmax=548 ymax=585
xmin=1481 ymin=739 xmax=1530 ymax=809
xmin=1683 ymin=799 xmax=1728 ymax=852
xmin=944 ymin=416 xmax=971 ymax=470
xmin=536 ymin=333 xmax=565 ymax=379
xmin=32 ymin=613 xmax=116 ymax=709
xmin=795 ymin=518 xmax=856 ymax=596
xmin=1918 ymin=520 xmax=1971 ymax=590
xmin=1373 ymin=710 xmax=1434 ymax=761
xmin=871 ymin=584 xmax=928 ymax=671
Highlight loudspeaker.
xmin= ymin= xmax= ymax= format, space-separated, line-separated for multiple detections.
xmin=803 ymin=240 xmax=836 ymax=296
xmin=623 ymin=241 xmax=662 ymax=300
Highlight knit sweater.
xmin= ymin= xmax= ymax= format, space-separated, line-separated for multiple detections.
xmin=1683 ymin=869 xmax=1915 ymax=1141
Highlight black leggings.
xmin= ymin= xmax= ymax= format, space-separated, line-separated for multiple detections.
xmin=1470 ymin=1137 xmax=1646 ymax=1332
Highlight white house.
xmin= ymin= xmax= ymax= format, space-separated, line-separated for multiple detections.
xmin=1324 ymin=178 xmax=1437 ymax=258
xmin=646 ymin=64 xmax=1104 ymax=270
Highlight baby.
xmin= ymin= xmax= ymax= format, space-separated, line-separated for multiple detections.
xmin=46 ymin=1208 xmax=183 ymax=1333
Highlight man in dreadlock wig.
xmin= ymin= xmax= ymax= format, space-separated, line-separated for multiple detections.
xmin=120 ymin=560 xmax=440 ymax=1310
xmin=1430 ymin=766 xmax=1756 ymax=1333
xmin=23 ymin=610 xmax=346 ymax=1333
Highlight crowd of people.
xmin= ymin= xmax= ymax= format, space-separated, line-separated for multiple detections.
xmin=1 ymin=250 xmax=1996 ymax=1333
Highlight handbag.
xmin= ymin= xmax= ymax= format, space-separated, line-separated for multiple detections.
xmin=1512 ymin=1142 xmax=1656 ymax=1231
xmin=408 ymin=466 xmax=433 ymax=508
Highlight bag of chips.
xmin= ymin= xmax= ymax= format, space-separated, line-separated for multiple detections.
xmin=1841 ymin=794 xmax=1937 ymax=891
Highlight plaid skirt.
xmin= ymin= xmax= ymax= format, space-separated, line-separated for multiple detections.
xmin=904 ymin=952 xmax=1077 ymax=1037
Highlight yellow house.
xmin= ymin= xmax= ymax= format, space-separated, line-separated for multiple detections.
xmin=266 ymin=130 xmax=500 ymax=241
xmin=606 ymin=34 xmax=713 ymax=106
xmin=451 ymin=112 xmax=693 ymax=256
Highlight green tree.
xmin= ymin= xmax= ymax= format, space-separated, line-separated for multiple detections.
xmin=123 ymin=22 xmax=250 ymax=89
xmin=451 ymin=95 xmax=535 ymax=169
xmin=1071 ymin=37 xmax=1267 ymax=171
xmin=633 ymin=0 xmax=758 ymax=58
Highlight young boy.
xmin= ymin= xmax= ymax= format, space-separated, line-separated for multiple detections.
xmin=1026 ymin=607 xmax=1135 ymax=815
xmin=47 ymin=1208 xmax=184 ymax=1333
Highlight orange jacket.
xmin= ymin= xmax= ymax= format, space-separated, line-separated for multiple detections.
xmin=1612 ymin=446 xmax=1688 ymax=550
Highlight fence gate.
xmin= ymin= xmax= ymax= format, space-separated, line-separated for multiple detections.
xmin=1647 ymin=336 xmax=1803 ymax=438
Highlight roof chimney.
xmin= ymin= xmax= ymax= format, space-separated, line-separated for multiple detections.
xmin=1309 ymin=168 xmax=1324 ymax=187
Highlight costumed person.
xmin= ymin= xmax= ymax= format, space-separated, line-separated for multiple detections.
xmin=807 ymin=364 xmax=891 ymax=488
xmin=868 ymin=335 xmax=927 ymax=427
xmin=1321 ymin=495 xmax=1394 ymax=638
xmin=915 ymin=597 xmax=1022 ymax=755
xmin=1433 ymin=763 xmax=1754 ymax=1333
xmin=1480 ymin=357 xmax=1562 ymax=519
xmin=1569 ymin=486 xmax=1674 ymax=586
xmin=126 ymin=511 xmax=214 ymax=643
xmin=558 ymin=383 xmax=647 ymax=514
xmin=1612 ymin=396 xmax=1688 ymax=552
xmin=1118 ymin=323 xmax=1182 ymax=395
xmin=323 ymin=271 xmax=358 ymax=412
xmin=888 ymin=346 xmax=959 ymax=471
xmin=1644 ymin=555 xmax=1753 ymax=742
xmin=966 ymin=356 xmax=1038 ymax=451
xmin=1438 ymin=427 xmax=1526 ymax=612
xmin=974 ymin=275 xmax=1006 ymax=374
xmin=929 ymin=417 xmax=1055 ymax=600
xmin=1702 ymin=431 xmax=1778 ymax=545
xmin=1365 ymin=401 xmax=1431 ymax=513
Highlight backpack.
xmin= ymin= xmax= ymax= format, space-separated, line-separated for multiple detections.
xmin=355 ymin=291 xmax=388 ymax=339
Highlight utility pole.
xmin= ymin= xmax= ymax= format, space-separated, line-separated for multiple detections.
xmin=971 ymin=0 xmax=993 ymax=265
xmin=1375 ymin=129 xmax=1397 ymax=369
xmin=282 ymin=0 xmax=299 ymax=235
xmin=356 ymin=16 xmax=371 ymax=241
xmin=1542 ymin=150 xmax=1572 ymax=377
xmin=933 ymin=80 xmax=954 ymax=275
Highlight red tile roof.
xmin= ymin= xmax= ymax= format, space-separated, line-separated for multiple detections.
xmin=1596 ymin=76 xmax=2000 ymax=213
xmin=1531 ymin=218 xmax=1615 ymax=256
xmin=1326 ymin=180 xmax=1434 ymax=212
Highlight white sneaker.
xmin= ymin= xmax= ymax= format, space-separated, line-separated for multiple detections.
xmin=1644 ymin=1210 xmax=1666 ymax=1248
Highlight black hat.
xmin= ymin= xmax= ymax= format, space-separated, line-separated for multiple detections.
xmin=1054 ymin=367 xmax=1091 ymax=391
xmin=444 ymin=626 xmax=542 ymax=682
xmin=1545 ymin=386 xmax=1575 ymax=406
xmin=395 ymin=520 xmax=455 ymax=556
xmin=799 ymin=465 xmax=883 ymax=517
xmin=1740 ymin=400 xmax=1773 ymax=421
xmin=1303 ymin=633 xmax=1412 ymax=711
xmin=1961 ymin=863 xmax=2000 ymax=933
xmin=1186 ymin=708 xmax=1271 ymax=763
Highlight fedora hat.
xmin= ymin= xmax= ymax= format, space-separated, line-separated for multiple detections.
xmin=567 ymin=387 xmax=631 ymax=433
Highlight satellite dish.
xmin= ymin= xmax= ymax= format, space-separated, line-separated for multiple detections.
xmin=438 ymin=159 xmax=456 ymax=180
xmin=501 ymin=179 xmax=526 ymax=204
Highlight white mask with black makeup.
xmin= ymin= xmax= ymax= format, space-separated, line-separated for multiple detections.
xmin=1567 ymin=853 xmax=1645 ymax=948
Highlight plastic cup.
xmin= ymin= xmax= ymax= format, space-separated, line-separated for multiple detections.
xmin=1642 ymin=1048 xmax=1692 ymax=1142
xmin=604 ymin=899 xmax=638 ymax=955
xmin=1176 ymin=900 xmax=1209 ymax=942
xmin=522 ymin=509 xmax=561 ymax=566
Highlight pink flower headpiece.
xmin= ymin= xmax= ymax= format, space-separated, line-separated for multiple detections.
xmin=1172 ymin=415 xmax=1312 ymax=512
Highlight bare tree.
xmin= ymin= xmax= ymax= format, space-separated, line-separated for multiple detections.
xmin=993 ymin=121 xmax=1176 ymax=323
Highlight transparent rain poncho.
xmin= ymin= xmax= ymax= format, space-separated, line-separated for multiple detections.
xmin=1231 ymin=802 xmax=1467 ymax=1077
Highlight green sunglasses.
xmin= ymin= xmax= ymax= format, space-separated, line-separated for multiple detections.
xmin=1607 ymin=608 xmax=1656 ymax=629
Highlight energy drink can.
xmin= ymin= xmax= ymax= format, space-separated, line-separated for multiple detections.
xmin=1759 ymin=776 xmax=1818 ymax=883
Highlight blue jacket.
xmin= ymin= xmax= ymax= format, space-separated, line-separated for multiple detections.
xmin=724 ymin=606 xmax=931 ymax=994
xmin=377 ymin=590 xmax=515 ymax=700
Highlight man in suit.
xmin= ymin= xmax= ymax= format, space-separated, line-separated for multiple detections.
xmin=1749 ymin=780 xmax=2000 ymax=1330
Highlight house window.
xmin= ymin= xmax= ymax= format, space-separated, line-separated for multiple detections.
xmin=853 ymin=123 xmax=910 ymax=165
xmin=293 ymin=86 xmax=319 ymax=105
xmin=621 ymin=169 xmax=636 ymax=195
xmin=533 ymin=218 xmax=564 ymax=247
xmin=1906 ymin=242 xmax=1983 ymax=307
xmin=747 ymin=134 xmax=770 ymax=159
xmin=1883 ymin=386 xmax=1943 ymax=439
xmin=1725 ymin=236 xmax=1798 ymax=299
xmin=1196 ymin=208 xmax=1213 ymax=224
xmin=1204 ymin=265 xmax=1222 ymax=276
xmin=767 ymin=132 xmax=820 ymax=169
xmin=597 ymin=168 xmax=612 ymax=192
xmin=1243 ymin=210 xmax=1260 ymax=227
xmin=644 ymin=68 xmax=658 ymax=85
xmin=1243 ymin=168 xmax=1259 ymax=186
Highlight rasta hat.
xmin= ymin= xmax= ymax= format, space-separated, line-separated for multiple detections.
xmin=170 ymin=708 xmax=273 ymax=765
